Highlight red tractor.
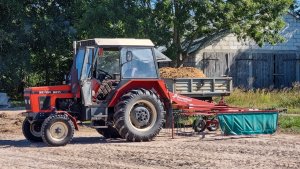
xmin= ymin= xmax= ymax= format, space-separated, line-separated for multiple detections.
xmin=23 ymin=38 xmax=172 ymax=146
xmin=23 ymin=38 xmax=279 ymax=146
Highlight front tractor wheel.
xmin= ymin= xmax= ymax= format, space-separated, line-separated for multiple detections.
xmin=41 ymin=114 xmax=74 ymax=146
xmin=114 ymin=89 xmax=164 ymax=142
xmin=22 ymin=118 xmax=43 ymax=142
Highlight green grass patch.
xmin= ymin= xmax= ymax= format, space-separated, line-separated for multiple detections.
xmin=286 ymin=108 xmax=300 ymax=114
xmin=278 ymin=115 xmax=300 ymax=134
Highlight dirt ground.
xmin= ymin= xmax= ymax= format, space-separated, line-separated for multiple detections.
xmin=1 ymin=110 xmax=300 ymax=169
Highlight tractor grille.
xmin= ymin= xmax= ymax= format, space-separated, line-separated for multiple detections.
xmin=24 ymin=96 xmax=31 ymax=110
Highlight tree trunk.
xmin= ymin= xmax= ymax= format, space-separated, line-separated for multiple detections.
xmin=173 ymin=0 xmax=183 ymax=68
xmin=45 ymin=53 xmax=49 ymax=85
xmin=175 ymin=30 xmax=230 ymax=67
xmin=176 ymin=52 xmax=188 ymax=67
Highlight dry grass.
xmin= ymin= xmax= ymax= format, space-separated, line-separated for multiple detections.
xmin=219 ymin=86 xmax=300 ymax=114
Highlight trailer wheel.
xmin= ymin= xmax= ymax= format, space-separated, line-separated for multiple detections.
xmin=114 ymin=89 xmax=164 ymax=141
xmin=22 ymin=118 xmax=43 ymax=142
xmin=193 ymin=118 xmax=206 ymax=132
xmin=96 ymin=126 xmax=121 ymax=138
xmin=207 ymin=119 xmax=219 ymax=131
xmin=41 ymin=114 xmax=74 ymax=146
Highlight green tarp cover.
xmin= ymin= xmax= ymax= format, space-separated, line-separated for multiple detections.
xmin=217 ymin=112 xmax=278 ymax=135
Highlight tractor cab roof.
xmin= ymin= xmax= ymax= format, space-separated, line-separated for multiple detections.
xmin=75 ymin=38 xmax=171 ymax=62
xmin=76 ymin=38 xmax=155 ymax=48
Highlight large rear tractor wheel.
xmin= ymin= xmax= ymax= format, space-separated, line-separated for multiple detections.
xmin=96 ymin=126 xmax=121 ymax=138
xmin=22 ymin=118 xmax=43 ymax=142
xmin=114 ymin=89 xmax=164 ymax=142
xmin=41 ymin=114 xmax=74 ymax=146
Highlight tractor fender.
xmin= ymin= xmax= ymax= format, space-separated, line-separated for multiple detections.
xmin=108 ymin=80 xmax=170 ymax=107
xmin=56 ymin=111 xmax=79 ymax=130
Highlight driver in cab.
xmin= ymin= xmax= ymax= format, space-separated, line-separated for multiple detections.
xmin=123 ymin=52 xmax=157 ymax=78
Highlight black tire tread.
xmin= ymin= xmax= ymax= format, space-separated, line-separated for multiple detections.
xmin=114 ymin=88 xmax=164 ymax=142
xmin=41 ymin=114 xmax=75 ymax=146
xmin=193 ymin=118 xmax=206 ymax=132
xmin=22 ymin=118 xmax=43 ymax=142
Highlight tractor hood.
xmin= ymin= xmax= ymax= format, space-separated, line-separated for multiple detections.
xmin=24 ymin=85 xmax=72 ymax=95
xmin=23 ymin=85 xmax=74 ymax=113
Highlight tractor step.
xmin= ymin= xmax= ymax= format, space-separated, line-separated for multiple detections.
xmin=91 ymin=114 xmax=108 ymax=120
xmin=92 ymin=126 xmax=108 ymax=129
xmin=91 ymin=114 xmax=109 ymax=128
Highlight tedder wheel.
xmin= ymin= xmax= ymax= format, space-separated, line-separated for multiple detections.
xmin=96 ymin=126 xmax=121 ymax=138
xmin=193 ymin=117 xmax=206 ymax=132
xmin=41 ymin=114 xmax=74 ymax=146
xmin=22 ymin=118 xmax=43 ymax=142
xmin=206 ymin=119 xmax=219 ymax=131
xmin=114 ymin=89 xmax=164 ymax=142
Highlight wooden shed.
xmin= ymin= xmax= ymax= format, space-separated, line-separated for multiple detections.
xmin=188 ymin=14 xmax=300 ymax=89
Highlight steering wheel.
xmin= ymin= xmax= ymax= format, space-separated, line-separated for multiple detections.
xmin=97 ymin=69 xmax=113 ymax=79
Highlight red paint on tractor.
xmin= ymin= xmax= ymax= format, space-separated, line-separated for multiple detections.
xmin=24 ymin=85 xmax=74 ymax=113
xmin=108 ymin=79 xmax=170 ymax=107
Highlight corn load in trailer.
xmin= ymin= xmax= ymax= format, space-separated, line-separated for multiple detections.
xmin=22 ymin=38 xmax=278 ymax=146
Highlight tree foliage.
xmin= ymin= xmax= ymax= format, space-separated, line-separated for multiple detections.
xmin=0 ymin=1 xmax=29 ymax=97
xmin=24 ymin=0 xmax=76 ymax=85
xmin=0 ymin=0 xmax=295 ymax=98
xmin=156 ymin=0 xmax=293 ymax=66
xmin=79 ymin=0 xmax=293 ymax=66
xmin=0 ymin=0 xmax=77 ymax=98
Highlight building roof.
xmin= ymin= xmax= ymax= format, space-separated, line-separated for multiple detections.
xmin=154 ymin=48 xmax=172 ymax=62
xmin=77 ymin=38 xmax=155 ymax=47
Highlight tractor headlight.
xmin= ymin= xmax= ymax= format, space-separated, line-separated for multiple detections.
xmin=24 ymin=96 xmax=31 ymax=110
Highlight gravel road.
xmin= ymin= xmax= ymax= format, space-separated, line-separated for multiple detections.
xmin=1 ymin=110 xmax=300 ymax=169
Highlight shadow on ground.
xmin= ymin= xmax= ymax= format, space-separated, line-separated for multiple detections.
xmin=0 ymin=139 xmax=44 ymax=148
xmin=0 ymin=136 xmax=129 ymax=148
xmin=201 ymin=134 xmax=259 ymax=141
xmin=71 ymin=136 xmax=128 ymax=144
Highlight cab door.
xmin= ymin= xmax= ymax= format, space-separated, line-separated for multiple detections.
xmin=80 ymin=47 xmax=94 ymax=106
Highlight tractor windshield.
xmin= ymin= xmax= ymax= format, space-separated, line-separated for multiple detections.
xmin=121 ymin=48 xmax=158 ymax=78
xmin=93 ymin=48 xmax=120 ymax=80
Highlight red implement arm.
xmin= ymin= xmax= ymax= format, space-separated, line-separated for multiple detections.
xmin=169 ymin=91 xmax=275 ymax=115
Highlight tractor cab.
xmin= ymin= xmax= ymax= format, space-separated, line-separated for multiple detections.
xmin=71 ymin=39 xmax=159 ymax=107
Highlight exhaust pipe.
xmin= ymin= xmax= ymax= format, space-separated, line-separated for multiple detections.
xmin=73 ymin=41 xmax=77 ymax=56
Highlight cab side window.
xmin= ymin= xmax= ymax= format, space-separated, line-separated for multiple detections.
xmin=75 ymin=49 xmax=85 ymax=80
